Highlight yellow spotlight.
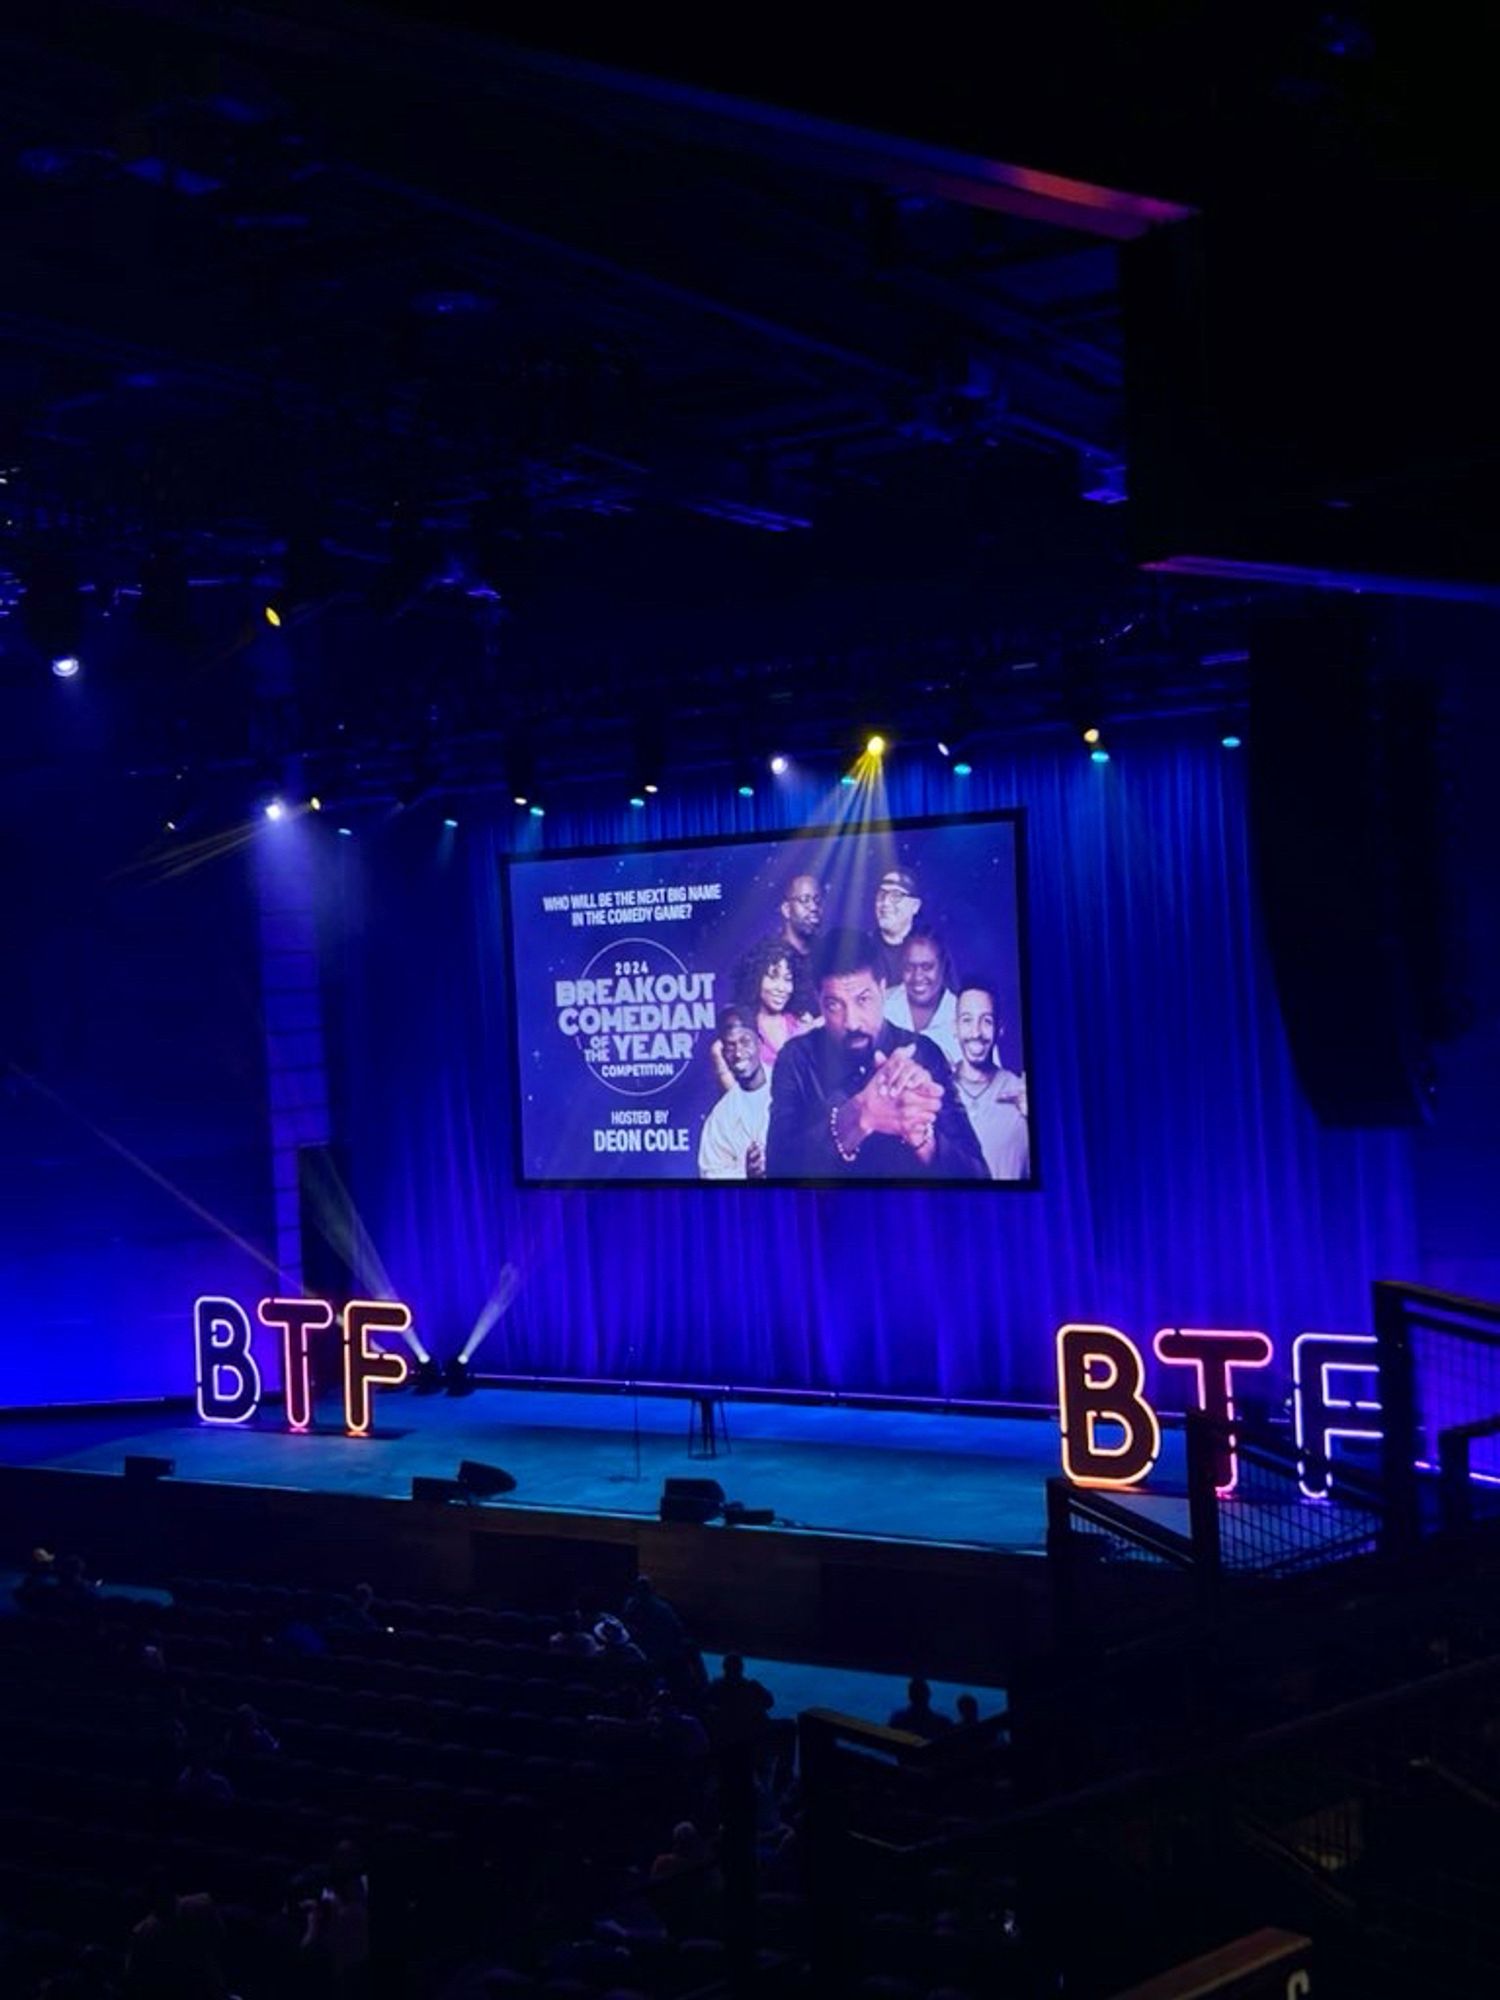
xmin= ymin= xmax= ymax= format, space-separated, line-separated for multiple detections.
xmin=1082 ymin=725 xmax=1101 ymax=746
xmin=264 ymin=604 xmax=282 ymax=628
xmin=866 ymin=733 xmax=887 ymax=757
xmin=309 ymin=796 xmax=322 ymax=812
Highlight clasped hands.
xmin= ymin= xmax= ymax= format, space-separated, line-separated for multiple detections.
xmin=849 ymin=1045 xmax=944 ymax=1155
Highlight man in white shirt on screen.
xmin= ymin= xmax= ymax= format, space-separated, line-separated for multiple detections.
xmin=698 ymin=1006 xmax=771 ymax=1179
xmin=951 ymin=980 xmax=1029 ymax=1180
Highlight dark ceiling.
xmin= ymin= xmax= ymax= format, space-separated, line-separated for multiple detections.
xmin=0 ymin=0 xmax=1473 ymax=805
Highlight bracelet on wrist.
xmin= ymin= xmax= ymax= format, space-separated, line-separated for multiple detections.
xmin=829 ymin=1098 xmax=861 ymax=1164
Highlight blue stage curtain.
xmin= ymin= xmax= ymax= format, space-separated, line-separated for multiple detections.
xmin=320 ymin=742 xmax=1417 ymax=1403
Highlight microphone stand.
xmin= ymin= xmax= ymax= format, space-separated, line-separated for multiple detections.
xmin=627 ymin=1344 xmax=642 ymax=1483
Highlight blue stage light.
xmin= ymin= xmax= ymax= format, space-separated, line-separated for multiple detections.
xmin=1221 ymin=732 xmax=1243 ymax=749
xmin=337 ymin=826 xmax=353 ymax=838
xmin=1090 ymin=748 xmax=1111 ymax=765
xmin=839 ymin=773 xmax=856 ymax=787
xmin=953 ymin=760 xmax=973 ymax=777
xmin=629 ymin=794 xmax=646 ymax=809
xmin=51 ymin=655 xmax=80 ymax=679
xmin=264 ymin=798 xmax=286 ymax=821
xmin=528 ymin=804 xmax=545 ymax=818
xmin=443 ymin=816 xmax=458 ymax=828
xmin=737 ymin=783 xmax=754 ymax=798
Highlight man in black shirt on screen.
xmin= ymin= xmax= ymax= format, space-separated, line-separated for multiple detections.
xmin=765 ymin=929 xmax=986 ymax=1180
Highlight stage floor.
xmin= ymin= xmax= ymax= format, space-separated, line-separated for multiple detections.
xmin=0 ymin=1387 xmax=1187 ymax=1554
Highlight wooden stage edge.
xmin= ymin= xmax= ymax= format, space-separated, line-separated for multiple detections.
xmin=0 ymin=1463 xmax=1051 ymax=1683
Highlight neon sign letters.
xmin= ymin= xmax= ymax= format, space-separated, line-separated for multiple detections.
xmin=1056 ymin=1322 xmax=1382 ymax=1497
xmin=194 ymin=1295 xmax=411 ymax=1437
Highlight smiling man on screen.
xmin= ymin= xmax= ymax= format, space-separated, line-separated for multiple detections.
xmin=765 ymin=930 xmax=986 ymax=1180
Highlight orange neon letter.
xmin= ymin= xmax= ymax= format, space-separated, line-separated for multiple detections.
xmin=1056 ymin=1323 xmax=1161 ymax=1487
xmin=341 ymin=1299 xmax=411 ymax=1437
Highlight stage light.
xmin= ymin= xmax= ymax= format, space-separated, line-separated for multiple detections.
xmin=445 ymin=1355 xmax=476 ymax=1397
xmin=1221 ymin=732 xmax=1243 ymax=749
xmin=513 ymin=793 xmax=528 ymax=807
xmin=629 ymin=793 xmax=646 ymax=810
xmin=264 ymin=798 xmax=286 ymax=821
xmin=769 ymin=754 xmax=788 ymax=775
xmin=528 ymin=804 xmax=545 ymax=818
xmin=443 ymin=816 xmax=458 ymax=829
xmin=412 ymin=1356 xmax=445 ymax=1396
xmin=309 ymin=795 xmax=322 ymax=812
xmin=737 ymin=783 xmax=754 ymax=798
xmin=1091 ymin=747 xmax=1111 ymax=765
xmin=337 ymin=826 xmax=353 ymax=838
xmin=643 ymin=782 xmax=659 ymax=795
xmin=866 ymin=733 xmax=886 ymax=757
xmin=264 ymin=604 xmax=282 ymax=628
xmin=164 ymin=820 xmax=177 ymax=833
xmin=50 ymin=655 xmax=80 ymax=679
xmin=839 ymin=773 xmax=856 ymax=787
xmin=953 ymin=760 xmax=973 ymax=777
xmin=1082 ymin=726 xmax=1101 ymax=746
xmin=937 ymin=740 xmax=951 ymax=758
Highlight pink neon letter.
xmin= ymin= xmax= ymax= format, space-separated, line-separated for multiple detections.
xmin=258 ymin=1297 xmax=334 ymax=1432
xmin=342 ymin=1299 xmax=411 ymax=1437
xmin=194 ymin=1296 xmax=262 ymax=1426
xmin=1153 ymin=1327 xmax=1275 ymax=1493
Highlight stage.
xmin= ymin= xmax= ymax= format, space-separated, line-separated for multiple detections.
xmin=0 ymin=1386 xmax=1173 ymax=1680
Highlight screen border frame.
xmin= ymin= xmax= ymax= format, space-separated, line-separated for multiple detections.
xmin=500 ymin=807 xmax=1037 ymax=1192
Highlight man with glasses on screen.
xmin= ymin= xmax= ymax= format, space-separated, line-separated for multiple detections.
xmin=776 ymin=873 xmax=825 ymax=1019
xmin=698 ymin=1006 xmax=770 ymax=1179
xmin=873 ymin=865 xmax=922 ymax=985
xmin=765 ymin=930 xmax=986 ymax=1180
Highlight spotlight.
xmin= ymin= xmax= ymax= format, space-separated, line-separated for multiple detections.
xmin=629 ymin=794 xmax=646 ymax=810
xmin=164 ymin=820 xmax=177 ymax=833
xmin=337 ymin=826 xmax=354 ymax=838
xmin=443 ymin=816 xmax=459 ymax=829
xmin=866 ymin=733 xmax=887 ymax=757
xmin=264 ymin=798 xmax=286 ymax=822
xmin=737 ymin=783 xmax=754 ymax=798
xmin=309 ymin=795 xmax=322 ymax=812
xmin=1221 ymin=732 xmax=1243 ymax=750
xmin=264 ymin=604 xmax=282 ymax=628
xmin=839 ymin=773 xmax=856 ymax=787
xmin=50 ymin=655 xmax=81 ymax=680
xmin=769 ymin=754 xmax=788 ymax=775
xmin=937 ymin=741 xmax=951 ymax=759
xmin=1082 ymin=726 xmax=1101 ymax=746
xmin=444 ymin=1355 xmax=476 ymax=1397
xmin=953 ymin=760 xmax=973 ymax=778
xmin=643 ymin=783 xmax=659 ymax=796
xmin=1090 ymin=747 xmax=1111 ymax=765
xmin=512 ymin=793 xmax=528 ymax=807
xmin=412 ymin=1356 xmax=445 ymax=1396
xmin=528 ymin=804 xmax=545 ymax=818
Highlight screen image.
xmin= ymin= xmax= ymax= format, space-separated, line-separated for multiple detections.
xmin=504 ymin=813 xmax=1032 ymax=1187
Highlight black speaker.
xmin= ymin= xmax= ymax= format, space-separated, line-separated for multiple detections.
xmin=411 ymin=1476 xmax=471 ymax=1505
xmin=298 ymin=1143 xmax=359 ymax=1301
xmin=457 ymin=1459 xmax=517 ymax=1497
xmin=123 ymin=1455 xmax=175 ymax=1482
xmin=659 ymin=1477 xmax=724 ymax=1524
xmin=1249 ymin=603 xmax=1440 ymax=1127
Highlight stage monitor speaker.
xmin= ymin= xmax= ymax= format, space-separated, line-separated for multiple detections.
xmin=124 ymin=1455 xmax=175 ymax=1482
xmin=298 ymin=1142 xmax=359 ymax=1301
xmin=659 ymin=1476 xmax=724 ymax=1525
xmin=411 ymin=1476 xmax=471 ymax=1505
xmin=457 ymin=1459 xmax=517 ymax=1497
xmin=1248 ymin=602 xmax=1441 ymax=1127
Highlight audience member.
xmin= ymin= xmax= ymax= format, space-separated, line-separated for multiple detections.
xmin=125 ymin=1873 xmax=231 ymax=2000
xmin=956 ymin=1692 xmax=981 ymax=1729
xmin=702 ymin=1653 xmax=775 ymax=1753
xmin=888 ymin=1677 xmax=953 ymax=1740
